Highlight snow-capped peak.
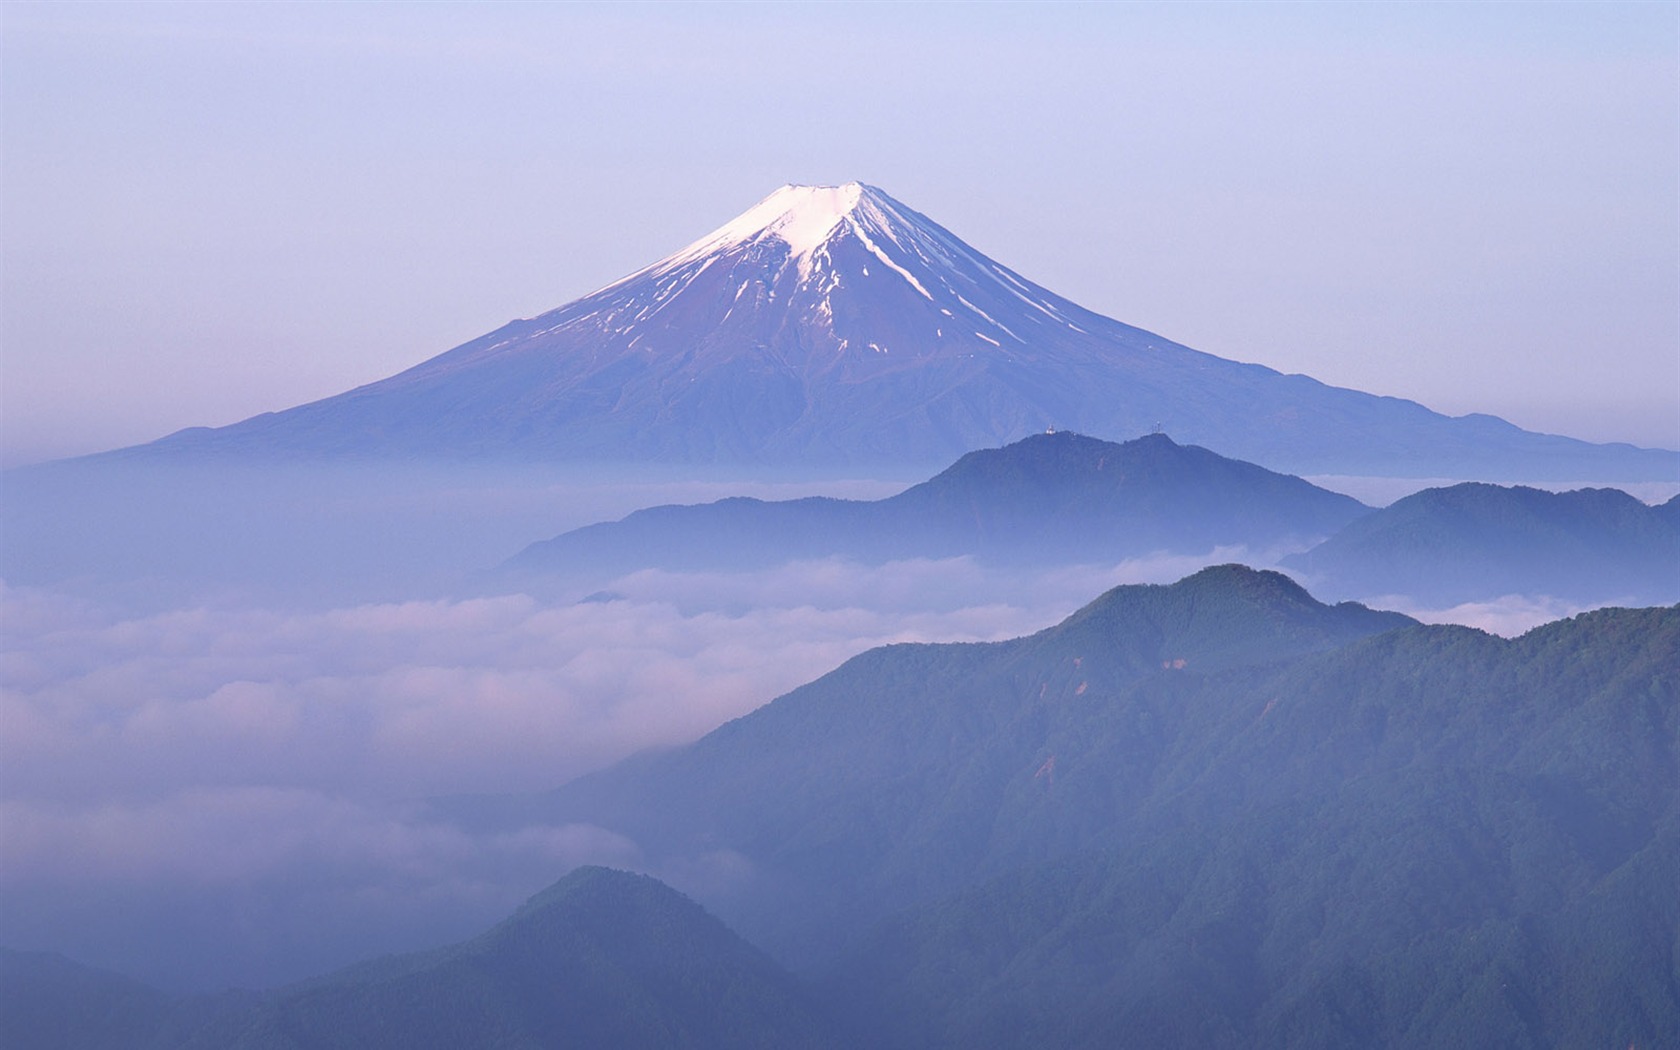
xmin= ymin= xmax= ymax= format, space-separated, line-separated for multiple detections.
xmin=660 ymin=182 xmax=871 ymax=270
xmin=546 ymin=181 xmax=1091 ymax=359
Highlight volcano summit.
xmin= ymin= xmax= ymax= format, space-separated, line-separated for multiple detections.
xmin=137 ymin=183 xmax=1675 ymax=479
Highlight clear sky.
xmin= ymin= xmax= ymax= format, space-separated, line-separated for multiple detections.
xmin=3 ymin=0 xmax=1675 ymax=466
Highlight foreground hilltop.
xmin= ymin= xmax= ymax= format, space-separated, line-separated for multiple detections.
xmin=126 ymin=183 xmax=1675 ymax=479
xmin=2 ymin=868 xmax=837 ymax=1050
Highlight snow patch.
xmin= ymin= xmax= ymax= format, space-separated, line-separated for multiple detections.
xmin=549 ymin=181 xmax=1094 ymax=352
xmin=956 ymin=294 xmax=1020 ymax=341
xmin=650 ymin=183 xmax=865 ymax=279
xmin=848 ymin=217 xmax=935 ymax=301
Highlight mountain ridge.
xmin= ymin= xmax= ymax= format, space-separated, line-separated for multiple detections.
xmin=1285 ymin=481 xmax=1680 ymax=605
xmin=11 ymin=570 xmax=1678 ymax=1047
xmin=500 ymin=566 xmax=1416 ymax=967
xmin=0 ymin=867 xmax=841 ymax=1050
xmin=502 ymin=431 xmax=1372 ymax=584
xmin=434 ymin=567 xmax=1680 ymax=1048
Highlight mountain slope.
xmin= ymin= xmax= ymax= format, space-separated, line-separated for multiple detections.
xmin=454 ymin=569 xmax=1678 ymax=1048
xmin=1284 ymin=482 xmax=1680 ymax=605
xmin=204 ymin=866 xmax=836 ymax=1050
xmin=129 ymin=183 xmax=1676 ymax=479
xmin=824 ymin=606 xmax=1680 ymax=1049
xmin=498 ymin=567 xmax=1413 ymax=965
xmin=18 ymin=573 xmax=1678 ymax=1048
xmin=1651 ymin=492 xmax=1680 ymax=528
xmin=0 ymin=868 xmax=840 ymax=1050
xmin=503 ymin=431 xmax=1371 ymax=583
xmin=0 ymin=950 xmax=254 ymax=1050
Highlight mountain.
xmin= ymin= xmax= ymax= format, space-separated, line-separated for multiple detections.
xmin=502 ymin=431 xmax=1371 ymax=585
xmin=125 ymin=183 xmax=1675 ymax=480
xmin=1657 ymin=492 xmax=1680 ymax=528
xmin=823 ymin=605 xmax=1680 ymax=1049
xmin=448 ymin=567 xmax=1679 ymax=1048
xmin=1284 ymin=482 xmax=1680 ymax=606
xmin=0 ymin=950 xmax=255 ymax=1050
xmin=18 ymin=570 xmax=1678 ymax=1046
xmin=477 ymin=567 xmax=1416 ymax=963
xmin=3 ymin=868 xmax=839 ymax=1050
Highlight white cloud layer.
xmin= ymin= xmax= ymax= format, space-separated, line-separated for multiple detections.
xmin=1 ymin=549 xmax=1610 ymax=988
xmin=2 ymin=553 xmax=1223 ymax=988
xmin=1368 ymin=593 xmax=1598 ymax=638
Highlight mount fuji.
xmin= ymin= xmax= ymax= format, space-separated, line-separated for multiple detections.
xmin=134 ymin=183 xmax=1674 ymax=478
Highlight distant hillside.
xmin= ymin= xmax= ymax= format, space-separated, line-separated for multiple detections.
xmin=3 ymin=868 xmax=839 ymax=1050
xmin=0 ymin=950 xmax=254 ymax=1050
xmin=1284 ymin=482 xmax=1680 ymax=606
xmin=509 ymin=567 xmax=1414 ymax=960
xmin=502 ymin=432 xmax=1370 ymax=585
xmin=1652 ymin=492 xmax=1680 ymax=527
xmin=477 ymin=567 xmax=1678 ymax=1048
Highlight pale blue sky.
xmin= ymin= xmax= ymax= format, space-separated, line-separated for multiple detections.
xmin=3 ymin=1 xmax=1675 ymax=465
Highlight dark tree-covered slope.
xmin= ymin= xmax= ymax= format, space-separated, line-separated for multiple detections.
xmin=479 ymin=570 xmax=1680 ymax=1049
xmin=2 ymin=869 xmax=839 ymax=1050
xmin=204 ymin=867 xmax=837 ymax=1050
xmin=1657 ymin=492 xmax=1680 ymax=527
xmin=503 ymin=432 xmax=1371 ymax=583
xmin=513 ymin=567 xmax=1414 ymax=963
xmin=0 ymin=950 xmax=255 ymax=1050
xmin=822 ymin=606 xmax=1680 ymax=1048
xmin=1285 ymin=481 xmax=1680 ymax=605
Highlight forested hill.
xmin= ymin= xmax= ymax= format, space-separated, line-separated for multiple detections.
xmin=521 ymin=565 xmax=1419 ymax=959
xmin=1 ymin=868 xmax=840 ymax=1049
xmin=11 ymin=567 xmax=1678 ymax=1048
xmin=517 ymin=570 xmax=1679 ymax=1048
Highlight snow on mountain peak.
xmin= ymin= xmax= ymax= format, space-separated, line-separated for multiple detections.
xmin=662 ymin=182 xmax=871 ymax=268
xmin=740 ymin=183 xmax=864 ymax=255
xmin=548 ymin=181 xmax=1088 ymax=357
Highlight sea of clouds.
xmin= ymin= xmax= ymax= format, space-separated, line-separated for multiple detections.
xmin=0 ymin=458 xmax=1618 ymax=990
xmin=3 ymin=549 xmax=1247 ymax=989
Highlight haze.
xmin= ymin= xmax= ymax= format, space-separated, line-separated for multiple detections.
xmin=3 ymin=1 xmax=1676 ymax=466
